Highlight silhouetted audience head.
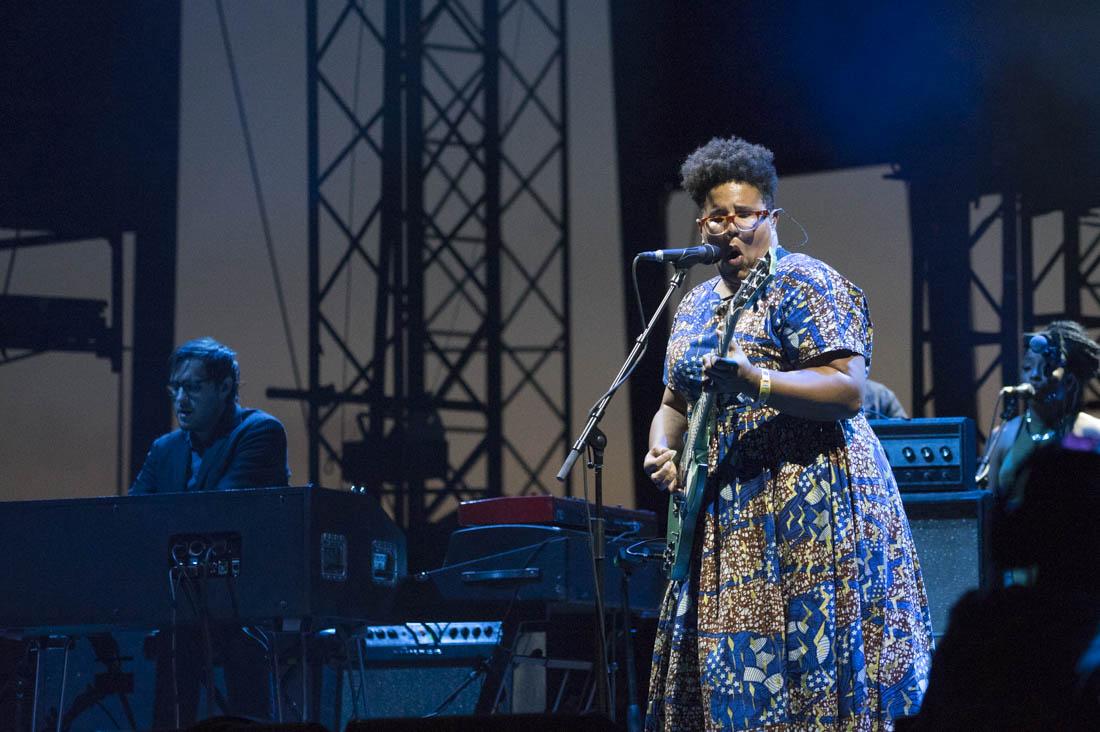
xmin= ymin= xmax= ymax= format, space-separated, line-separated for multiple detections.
xmin=992 ymin=439 xmax=1100 ymax=588
xmin=909 ymin=440 xmax=1100 ymax=730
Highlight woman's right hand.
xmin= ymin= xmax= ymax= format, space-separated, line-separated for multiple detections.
xmin=644 ymin=445 xmax=681 ymax=493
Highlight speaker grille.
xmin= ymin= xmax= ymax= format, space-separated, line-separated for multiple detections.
xmin=902 ymin=492 xmax=991 ymax=638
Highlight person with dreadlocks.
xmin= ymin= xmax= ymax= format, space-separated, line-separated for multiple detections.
xmin=984 ymin=320 xmax=1100 ymax=509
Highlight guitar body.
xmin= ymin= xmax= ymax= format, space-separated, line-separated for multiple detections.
xmin=665 ymin=456 xmax=707 ymax=581
xmin=663 ymin=256 xmax=772 ymax=581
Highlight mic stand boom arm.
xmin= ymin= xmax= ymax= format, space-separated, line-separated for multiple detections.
xmin=556 ymin=266 xmax=688 ymax=717
xmin=557 ymin=267 xmax=687 ymax=480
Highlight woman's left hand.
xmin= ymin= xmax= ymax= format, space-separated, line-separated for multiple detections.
xmin=701 ymin=339 xmax=757 ymax=396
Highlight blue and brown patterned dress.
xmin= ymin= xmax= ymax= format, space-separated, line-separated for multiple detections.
xmin=646 ymin=251 xmax=932 ymax=731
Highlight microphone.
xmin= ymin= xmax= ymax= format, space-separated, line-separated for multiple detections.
xmin=637 ymin=244 xmax=721 ymax=267
xmin=1001 ymin=383 xmax=1035 ymax=397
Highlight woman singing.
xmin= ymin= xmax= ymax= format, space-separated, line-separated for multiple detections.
xmin=643 ymin=136 xmax=932 ymax=730
xmin=984 ymin=320 xmax=1100 ymax=508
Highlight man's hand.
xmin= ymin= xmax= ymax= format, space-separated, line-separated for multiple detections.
xmin=644 ymin=445 xmax=681 ymax=493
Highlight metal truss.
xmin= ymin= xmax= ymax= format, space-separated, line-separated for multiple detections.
xmin=910 ymin=188 xmax=1100 ymax=433
xmin=290 ymin=0 xmax=569 ymax=532
xmin=0 ymin=230 xmax=124 ymax=372
xmin=1022 ymin=204 xmax=1100 ymax=409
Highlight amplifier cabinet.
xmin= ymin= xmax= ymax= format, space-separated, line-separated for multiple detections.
xmin=870 ymin=417 xmax=976 ymax=492
xmin=901 ymin=490 xmax=991 ymax=639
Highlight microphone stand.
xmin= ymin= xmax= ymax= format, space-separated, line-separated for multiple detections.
xmin=976 ymin=390 xmax=1024 ymax=487
xmin=557 ymin=266 xmax=689 ymax=718
xmin=615 ymin=546 xmax=645 ymax=732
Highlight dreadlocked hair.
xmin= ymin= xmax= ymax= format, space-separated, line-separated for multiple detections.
xmin=1044 ymin=320 xmax=1100 ymax=383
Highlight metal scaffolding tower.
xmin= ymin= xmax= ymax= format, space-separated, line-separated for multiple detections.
xmin=0 ymin=232 xmax=123 ymax=371
xmin=0 ymin=1 xmax=181 ymax=492
xmin=1022 ymin=204 xmax=1100 ymax=407
xmin=277 ymin=0 xmax=569 ymax=536
xmin=910 ymin=182 xmax=1100 ymax=430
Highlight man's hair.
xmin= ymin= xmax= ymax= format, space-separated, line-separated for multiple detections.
xmin=679 ymin=136 xmax=779 ymax=208
xmin=169 ymin=337 xmax=240 ymax=403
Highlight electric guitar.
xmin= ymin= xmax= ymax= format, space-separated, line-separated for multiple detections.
xmin=663 ymin=254 xmax=773 ymax=581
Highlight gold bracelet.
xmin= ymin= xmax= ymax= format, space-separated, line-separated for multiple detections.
xmin=757 ymin=368 xmax=771 ymax=405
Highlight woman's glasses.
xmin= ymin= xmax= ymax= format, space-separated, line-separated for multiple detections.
xmin=697 ymin=208 xmax=781 ymax=236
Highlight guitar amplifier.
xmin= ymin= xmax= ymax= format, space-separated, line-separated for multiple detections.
xmin=869 ymin=417 xmax=976 ymax=492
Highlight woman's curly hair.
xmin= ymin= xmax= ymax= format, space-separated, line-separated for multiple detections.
xmin=679 ymin=136 xmax=779 ymax=208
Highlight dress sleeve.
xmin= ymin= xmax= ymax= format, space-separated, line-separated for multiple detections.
xmin=773 ymin=257 xmax=872 ymax=370
xmin=662 ymin=283 xmax=716 ymax=403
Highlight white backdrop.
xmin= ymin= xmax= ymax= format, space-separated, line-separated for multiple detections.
xmin=0 ymin=2 xmax=915 ymax=510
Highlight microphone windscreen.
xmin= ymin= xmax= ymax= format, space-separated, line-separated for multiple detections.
xmin=1028 ymin=333 xmax=1050 ymax=354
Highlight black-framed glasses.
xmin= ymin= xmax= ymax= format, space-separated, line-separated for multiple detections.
xmin=166 ymin=379 xmax=210 ymax=398
xmin=697 ymin=208 xmax=782 ymax=236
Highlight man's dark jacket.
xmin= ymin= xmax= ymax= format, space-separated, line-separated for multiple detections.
xmin=130 ymin=405 xmax=289 ymax=494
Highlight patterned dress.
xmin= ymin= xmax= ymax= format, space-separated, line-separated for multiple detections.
xmin=646 ymin=251 xmax=932 ymax=731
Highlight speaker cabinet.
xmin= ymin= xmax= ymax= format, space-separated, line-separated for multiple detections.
xmin=324 ymin=662 xmax=487 ymax=721
xmin=902 ymin=491 xmax=991 ymax=639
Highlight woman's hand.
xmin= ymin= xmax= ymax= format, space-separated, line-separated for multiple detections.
xmin=647 ymin=386 xmax=688 ymax=493
xmin=643 ymin=445 xmax=681 ymax=493
xmin=701 ymin=339 xmax=758 ymax=397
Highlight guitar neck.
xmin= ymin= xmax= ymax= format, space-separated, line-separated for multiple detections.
xmin=678 ymin=254 xmax=772 ymax=471
xmin=683 ymin=300 xmax=744 ymax=457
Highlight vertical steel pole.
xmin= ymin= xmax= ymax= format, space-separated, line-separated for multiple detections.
xmin=306 ymin=0 xmax=320 ymax=484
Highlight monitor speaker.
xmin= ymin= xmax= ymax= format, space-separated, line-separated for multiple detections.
xmin=338 ymin=660 xmax=486 ymax=717
xmin=902 ymin=491 xmax=991 ymax=639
